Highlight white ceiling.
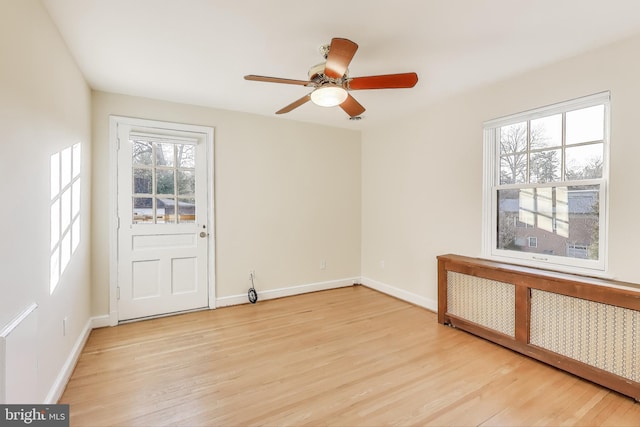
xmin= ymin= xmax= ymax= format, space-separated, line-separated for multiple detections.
xmin=42 ymin=0 xmax=640 ymax=129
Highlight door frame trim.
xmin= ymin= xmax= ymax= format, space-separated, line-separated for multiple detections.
xmin=108 ymin=115 xmax=215 ymax=326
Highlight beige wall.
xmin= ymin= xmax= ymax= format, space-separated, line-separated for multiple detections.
xmin=4 ymin=0 xmax=640 ymax=402
xmin=91 ymin=92 xmax=362 ymax=316
xmin=361 ymin=32 xmax=640 ymax=307
xmin=0 ymin=0 xmax=92 ymax=401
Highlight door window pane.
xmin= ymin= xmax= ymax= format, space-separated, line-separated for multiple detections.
xmin=177 ymin=170 xmax=195 ymax=195
xmin=156 ymin=143 xmax=175 ymax=166
xmin=156 ymin=169 xmax=175 ymax=194
xmin=133 ymin=197 xmax=153 ymax=223
xmin=177 ymin=198 xmax=196 ymax=223
xmin=157 ymin=197 xmax=176 ymax=224
xmin=132 ymin=140 xmax=153 ymax=165
xmin=177 ymin=144 xmax=195 ymax=168
xmin=133 ymin=168 xmax=152 ymax=194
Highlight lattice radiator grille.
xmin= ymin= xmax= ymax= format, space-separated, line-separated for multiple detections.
xmin=447 ymin=271 xmax=515 ymax=337
xmin=530 ymin=289 xmax=639 ymax=383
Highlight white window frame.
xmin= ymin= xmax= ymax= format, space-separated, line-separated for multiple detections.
xmin=482 ymin=92 xmax=610 ymax=275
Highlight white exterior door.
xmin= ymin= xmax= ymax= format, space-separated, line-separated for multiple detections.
xmin=114 ymin=118 xmax=213 ymax=321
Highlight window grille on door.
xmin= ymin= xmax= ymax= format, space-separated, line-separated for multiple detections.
xmin=130 ymin=133 xmax=197 ymax=224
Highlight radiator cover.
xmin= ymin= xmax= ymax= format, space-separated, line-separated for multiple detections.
xmin=438 ymin=254 xmax=640 ymax=401
xmin=530 ymin=289 xmax=639 ymax=384
xmin=447 ymin=272 xmax=515 ymax=337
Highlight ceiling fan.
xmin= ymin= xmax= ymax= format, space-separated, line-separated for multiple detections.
xmin=244 ymin=37 xmax=418 ymax=118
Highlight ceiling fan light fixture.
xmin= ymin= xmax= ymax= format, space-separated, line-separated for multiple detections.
xmin=310 ymin=85 xmax=348 ymax=107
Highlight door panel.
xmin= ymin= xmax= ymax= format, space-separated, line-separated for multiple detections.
xmin=116 ymin=122 xmax=211 ymax=321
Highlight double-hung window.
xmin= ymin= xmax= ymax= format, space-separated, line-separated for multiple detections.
xmin=482 ymin=92 xmax=609 ymax=273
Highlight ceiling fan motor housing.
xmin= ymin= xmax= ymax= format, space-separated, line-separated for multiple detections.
xmin=308 ymin=62 xmax=327 ymax=80
xmin=308 ymin=62 xmax=348 ymax=85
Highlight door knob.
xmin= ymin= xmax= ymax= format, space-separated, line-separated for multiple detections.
xmin=199 ymin=231 xmax=208 ymax=238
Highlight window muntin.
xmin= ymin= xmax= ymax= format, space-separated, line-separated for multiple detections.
xmin=484 ymin=92 xmax=608 ymax=272
xmin=498 ymin=107 xmax=604 ymax=185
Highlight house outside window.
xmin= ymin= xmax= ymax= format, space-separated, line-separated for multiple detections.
xmin=482 ymin=92 xmax=609 ymax=273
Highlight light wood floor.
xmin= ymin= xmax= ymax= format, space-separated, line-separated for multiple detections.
xmin=61 ymin=286 xmax=640 ymax=426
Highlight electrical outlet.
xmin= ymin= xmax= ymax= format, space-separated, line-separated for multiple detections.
xmin=249 ymin=270 xmax=255 ymax=280
xmin=380 ymin=260 xmax=385 ymax=269
xmin=320 ymin=259 xmax=327 ymax=270
xmin=62 ymin=316 xmax=68 ymax=337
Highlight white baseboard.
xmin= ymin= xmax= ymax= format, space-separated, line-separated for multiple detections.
xmin=216 ymin=277 xmax=359 ymax=307
xmin=45 ymin=276 xmax=429 ymax=403
xmin=360 ymin=276 xmax=437 ymax=312
xmin=44 ymin=317 xmax=93 ymax=404
xmin=91 ymin=314 xmax=112 ymax=329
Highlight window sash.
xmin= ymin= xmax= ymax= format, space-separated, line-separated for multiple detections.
xmin=490 ymin=180 xmax=606 ymax=271
xmin=482 ymin=93 xmax=609 ymax=274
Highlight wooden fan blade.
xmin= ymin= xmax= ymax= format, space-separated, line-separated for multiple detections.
xmin=245 ymin=75 xmax=311 ymax=86
xmin=276 ymin=94 xmax=312 ymax=114
xmin=340 ymin=94 xmax=366 ymax=117
xmin=324 ymin=38 xmax=358 ymax=79
xmin=348 ymin=73 xmax=418 ymax=90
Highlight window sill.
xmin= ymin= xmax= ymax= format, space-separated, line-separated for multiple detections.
xmin=482 ymin=253 xmax=614 ymax=282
